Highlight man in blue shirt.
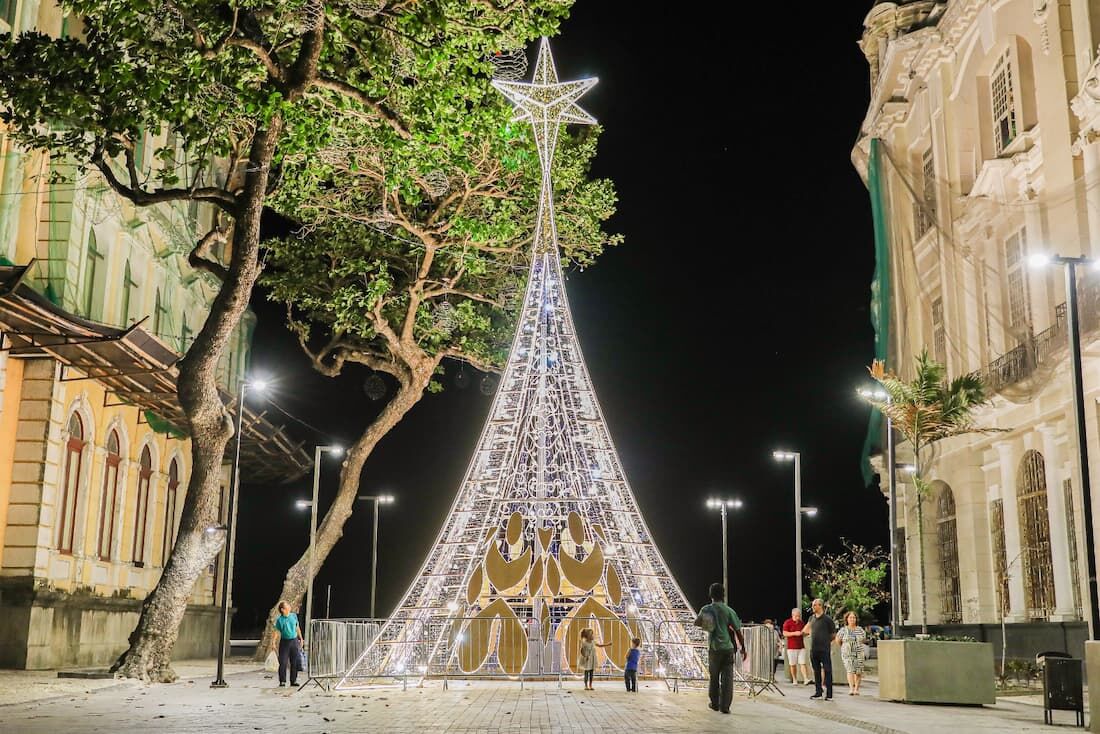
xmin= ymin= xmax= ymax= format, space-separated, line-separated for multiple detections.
xmin=699 ymin=582 xmax=744 ymax=714
xmin=624 ymin=637 xmax=641 ymax=692
xmin=271 ymin=600 xmax=304 ymax=687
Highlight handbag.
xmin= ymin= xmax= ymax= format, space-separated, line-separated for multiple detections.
xmin=693 ymin=607 xmax=716 ymax=632
xmin=297 ymin=643 xmax=308 ymax=673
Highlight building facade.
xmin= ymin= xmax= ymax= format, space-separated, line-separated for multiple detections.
xmin=0 ymin=1 xmax=307 ymax=669
xmin=853 ymin=0 xmax=1100 ymax=657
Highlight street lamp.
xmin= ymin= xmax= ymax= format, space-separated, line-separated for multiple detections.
xmin=773 ymin=450 xmax=817 ymax=609
xmin=357 ymin=493 xmax=395 ymax=618
xmin=1028 ymin=252 xmax=1100 ymax=639
xmin=212 ymin=377 xmax=268 ymax=689
xmin=297 ymin=445 xmax=344 ymax=638
xmin=859 ymin=385 xmax=901 ymax=633
xmin=705 ymin=497 xmax=743 ymax=602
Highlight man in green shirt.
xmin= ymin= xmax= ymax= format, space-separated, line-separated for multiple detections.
xmin=699 ymin=582 xmax=745 ymax=714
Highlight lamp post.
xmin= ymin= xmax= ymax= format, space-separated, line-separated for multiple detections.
xmin=705 ymin=497 xmax=743 ymax=602
xmin=357 ymin=494 xmax=395 ymax=618
xmin=212 ymin=377 xmax=267 ymax=689
xmin=1028 ymin=252 xmax=1100 ymax=639
xmin=860 ymin=386 xmax=900 ymax=633
xmin=296 ymin=444 xmax=343 ymax=638
xmin=773 ymin=451 xmax=818 ymax=609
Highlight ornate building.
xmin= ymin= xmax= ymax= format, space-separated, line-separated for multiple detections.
xmin=853 ymin=0 xmax=1100 ymax=655
xmin=0 ymin=1 xmax=309 ymax=669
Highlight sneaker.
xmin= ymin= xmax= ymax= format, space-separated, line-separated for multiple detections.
xmin=824 ymin=696 xmax=833 ymax=701
xmin=708 ymin=703 xmax=720 ymax=711
xmin=278 ymin=683 xmax=286 ymax=687
xmin=721 ymin=709 xmax=731 ymax=714
xmin=810 ymin=693 xmax=822 ymax=700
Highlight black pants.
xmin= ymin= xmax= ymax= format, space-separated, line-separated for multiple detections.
xmin=624 ymin=669 xmax=637 ymax=692
xmin=278 ymin=637 xmax=302 ymax=685
xmin=583 ymin=669 xmax=594 ymax=686
xmin=708 ymin=649 xmax=734 ymax=712
xmin=811 ymin=649 xmax=833 ymax=698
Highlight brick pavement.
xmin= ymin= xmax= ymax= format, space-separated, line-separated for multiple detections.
xmin=0 ymin=665 xmax=1082 ymax=733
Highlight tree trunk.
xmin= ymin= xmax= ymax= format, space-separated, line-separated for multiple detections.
xmin=111 ymin=122 xmax=281 ymax=682
xmin=916 ymin=492 xmax=928 ymax=635
xmin=255 ymin=364 xmax=434 ymax=658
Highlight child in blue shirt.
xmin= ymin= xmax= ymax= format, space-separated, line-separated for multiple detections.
xmin=625 ymin=637 xmax=641 ymax=692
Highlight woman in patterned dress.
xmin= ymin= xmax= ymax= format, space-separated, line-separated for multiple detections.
xmin=836 ymin=611 xmax=866 ymax=695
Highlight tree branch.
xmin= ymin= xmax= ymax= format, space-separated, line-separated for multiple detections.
xmin=313 ymin=77 xmax=411 ymax=140
xmin=189 ymin=227 xmax=230 ymax=282
xmin=95 ymin=152 xmax=238 ymax=215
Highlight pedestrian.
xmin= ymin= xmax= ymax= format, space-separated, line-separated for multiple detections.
xmin=782 ymin=607 xmax=811 ymax=685
xmin=762 ymin=619 xmax=783 ymax=679
xmin=697 ymin=582 xmax=745 ymax=714
xmin=837 ymin=611 xmax=867 ymax=695
xmin=624 ymin=637 xmax=641 ymax=692
xmin=271 ymin=600 xmax=304 ymax=688
xmin=578 ymin=628 xmax=610 ymax=690
xmin=802 ymin=598 xmax=836 ymax=701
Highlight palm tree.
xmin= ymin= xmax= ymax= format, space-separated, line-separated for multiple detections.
xmin=863 ymin=350 xmax=1002 ymax=634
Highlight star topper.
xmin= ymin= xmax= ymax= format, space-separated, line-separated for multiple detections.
xmin=492 ymin=37 xmax=597 ymax=171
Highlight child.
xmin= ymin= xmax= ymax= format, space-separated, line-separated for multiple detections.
xmin=624 ymin=637 xmax=641 ymax=692
xmin=579 ymin=628 xmax=610 ymax=690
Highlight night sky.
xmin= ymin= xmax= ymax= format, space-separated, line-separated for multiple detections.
xmin=232 ymin=2 xmax=879 ymax=634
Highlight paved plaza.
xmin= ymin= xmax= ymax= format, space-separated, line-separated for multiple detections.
xmin=0 ymin=660 xmax=1085 ymax=733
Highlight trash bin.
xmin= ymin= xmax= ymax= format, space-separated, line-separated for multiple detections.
xmin=1039 ymin=653 xmax=1084 ymax=727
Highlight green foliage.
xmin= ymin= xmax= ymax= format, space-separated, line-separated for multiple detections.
xmin=264 ymin=34 xmax=620 ymax=381
xmin=803 ymin=540 xmax=889 ymax=622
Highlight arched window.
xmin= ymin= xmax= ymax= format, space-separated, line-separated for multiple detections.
xmin=936 ymin=483 xmax=961 ymax=623
xmin=132 ymin=446 xmax=153 ymax=566
xmin=162 ymin=458 xmax=180 ymax=565
xmin=56 ymin=412 xmax=85 ymax=553
xmin=82 ymin=229 xmax=105 ymax=320
xmin=1018 ymin=450 xmax=1055 ymax=618
xmin=96 ymin=430 xmax=121 ymax=560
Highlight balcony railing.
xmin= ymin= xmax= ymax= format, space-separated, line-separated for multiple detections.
xmin=981 ymin=277 xmax=1098 ymax=395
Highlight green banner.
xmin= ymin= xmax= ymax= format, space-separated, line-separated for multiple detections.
xmin=861 ymin=138 xmax=891 ymax=485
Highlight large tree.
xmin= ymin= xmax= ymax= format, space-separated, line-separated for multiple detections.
xmin=863 ymin=350 xmax=1000 ymax=633
xmin=259 ymin=86 xmax=619 ymax=652
xmin=0 ymin=0 xmax=570 ymax=681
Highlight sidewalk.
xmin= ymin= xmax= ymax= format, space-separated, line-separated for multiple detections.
xmin=0 ymin=664 xmax=1085 ymax=732
xmin=0 ymin=658 xmax=261 ymax=707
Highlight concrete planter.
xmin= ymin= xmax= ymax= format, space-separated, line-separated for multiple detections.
xmin=877 ymin=639 xmax=995 ymax=705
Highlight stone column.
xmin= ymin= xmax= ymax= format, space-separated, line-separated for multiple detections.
xmin=952 ymin=458 xmax=995 ymax=622
xmin=1039 ymin=423 xmax=1077 ymax=620
xmin=994 ymin=440 xmax=1027 ymax=621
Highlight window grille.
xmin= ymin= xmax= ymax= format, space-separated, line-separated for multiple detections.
xmin=1063 ymin=478 xmax=1083 ymax=619
xmin=1005 ymin=230 xmax=1031 ymax=330
xmin=895 ymin=527 xmax=910 ymax=620
xmin=991 ymin=499 xmax=1008 ymax=618
xmin=915 ymin=147 xmax=936 ymax=238
xmin=992 ymin=51 xmax=1018 ymax=155
xmin=162 ymin=458 xmax=180 ymax=565
xmin=96 ymin=430 xmax=121 ymax=560
xmin=57 ymin=413 xmax=84 ymax=553
xmin=937 ymin=485 xmax=962 ymax=623
xmin=1018 ymin=450 xmax=1055 ymax=619
xmin=932 ymin=297 xmax=946 ymax=365
xmin=132 ymin=447 xmax=153 ymax=566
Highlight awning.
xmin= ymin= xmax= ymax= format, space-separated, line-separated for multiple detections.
xmin=0 ymin=264 xmax=311 ymax=482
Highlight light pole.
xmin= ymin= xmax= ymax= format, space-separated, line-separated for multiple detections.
xmin=773 ymin=450 xmax=818 ymax=610
xmin=705 ymin=498 xmax=743 ymax=602
xmin=296 ymin=444 xmax=343 ymax=637
xmin=357 ymin=494 xmax=395 ymax=618
xmin=212 ymin=377 xmax=267 ymax=689
xmin=860 ymin=386 xmax=900 ymax=634
xmin=1028 ymin=252 xmax=1100 ymax=639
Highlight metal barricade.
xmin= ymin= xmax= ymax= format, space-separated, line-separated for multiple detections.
xmin=305 ymin=619 xmax=384 ymax=690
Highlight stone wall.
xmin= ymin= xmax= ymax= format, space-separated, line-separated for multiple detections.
xmin=0 ymin=577 xmax=221 ymax=669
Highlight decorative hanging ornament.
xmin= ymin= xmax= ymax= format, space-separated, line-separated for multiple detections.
xmin=364 ymin=374 xmax=387 ymax=401
xmin=490 ymin=49 xmax=529 ymax=82
xmin=434 ymin=300 xmax=456 ymax=334
xmin=479 ymin=374 xmax=496 ymax=396
xmin=454 ymin=367 xmax=470 ymax=389
xmin=423 ymin=169 xmax=449 ymax=198
xmin=345 ymin=0 xmax=384 ymax=17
